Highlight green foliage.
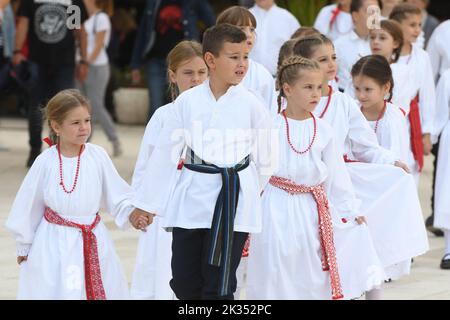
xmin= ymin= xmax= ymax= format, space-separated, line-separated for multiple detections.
xmin=277 ymin=0 xmax=331 ymax=26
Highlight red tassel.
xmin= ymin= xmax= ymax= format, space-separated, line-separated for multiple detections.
xmin=177 ymin=159 xmax=184 ymax=170
xmin=329 ymin=7 xmax=341 ymax=30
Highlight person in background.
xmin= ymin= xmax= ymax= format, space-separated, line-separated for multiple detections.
xmin=12 ymin=0 xmax=89 ymax=168
xmin=249 ymin=0 xmax=300 ymax=76
xmin=130 ymin=0 xmax=215 ymax=120
xmin=314 ymin=0 xmax=353 ymax=41
xmin=406 ymin=0 xmax=440 ymax=48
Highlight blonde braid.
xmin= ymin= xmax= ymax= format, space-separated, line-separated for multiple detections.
xmin=276 ymin=55 xmax=320 ymax=113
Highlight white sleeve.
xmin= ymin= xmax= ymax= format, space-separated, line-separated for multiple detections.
xmin=433 ymin=73 xmax=450 ymax=139
xmin=322 ymin=132 xmax=360 ymax=220
xmin=97 ymin=147 xmax=135 ymax=230
xmin=347 ymin=99 xmax=398 ymax=164
xmin=261 ymin=70 xmax=278 ymax=116
xmin=96 ymin=13 xmax=111 ymax=33
xmin=313 ymin=7 xmax=330 ymax=35
xmin=132 ymin=102 xmax=185 ymax=216
xmin=335 ymin=41 xmax=351 ymax=91
xmin=418 ymin=51 xmax=436 ymax=137
xmin=5 ymin=154 xmax=47 ymax=256
xmin=426 ymin=30 xmax=441 ymax=81
xmin=252 ymin=103 xmax=279 ymax=191
xmin=131 ymin=112 xmax=164 ymax=189
xmin=289 ymin=13 xmax=301 ymax=34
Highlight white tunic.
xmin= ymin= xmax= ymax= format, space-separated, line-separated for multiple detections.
xmin=249 ymin=4 xmax=300 ymax=76
xmin=133 ymin=80 xmax=276 ymax=233
xmin=314 ymin=91 xmax=429 ymax=278
xmin=434 ymin=69 xmax=450 ymax=231
xmin=427 ymin=20 xmax=450 ymax=80
xmin=396 ymin=45 xmax=436 ymax=140
xmin=5 ymin=144 xmax=132 ymax=299
xmin=242 ymin=59 xmax=278 ymax=115
xmin=334 ymin=31 xmax=371 ymax=92
xmin=130 ymin=104 xmax=176 ymax=300
xmin=314 ymin=4 xmax=353 ymax=41
xmin=246 ymin=115 xmax=385 ymax=300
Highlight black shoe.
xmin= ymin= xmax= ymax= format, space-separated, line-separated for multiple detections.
xmin=425 ymin=215 xmax=444 ymax=237
xmin=26 ymin=148 xmax=41 ymax=168
xmin=440 ymin=254 xmax=450 ymax=270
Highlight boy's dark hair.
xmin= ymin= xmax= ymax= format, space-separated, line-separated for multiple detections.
xmin=293 ymin=34 xmax=334 ymax=59
xmin=216 ymin=6 xmax=257 ymax=28
xmin=350 ymin=0 xmax=382 ymax=13
xmin=202 ymin=24 xmax=247 ymax=56
xmin=351 ymin=54 xmax=394 ymax=101
xmin=389 ymin=3 xmax=422 ymax=22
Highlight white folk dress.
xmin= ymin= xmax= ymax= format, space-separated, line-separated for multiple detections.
xmin=433 ymin=69 xmax=450 ymax=231
xmin=246 ymin=114 xmax=384 ymax=300
xmin=242 ymin=59 xmax=277 ymax=115
xmin=130 ymin=103 xmax=176 ymax=300
xmin=5 ymin=144 xmax=132 ymax=299
xmin=314 ymin=90 xmax=429 ymax=280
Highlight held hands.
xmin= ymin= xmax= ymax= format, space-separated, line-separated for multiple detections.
xmin=129 ymin=208 xmax=155 ymax=232
xmin=394 ymin=160 xmax=411 ymax=174
xmin=423 ymin=134 xmax=432 ymax=156
xmin=12 ymin=52 xmax=26 ymax=66
xmin=17 ymin=256 xmax=28 ymax=265
xmin=131 ymin=69 xmax=142 ymax=85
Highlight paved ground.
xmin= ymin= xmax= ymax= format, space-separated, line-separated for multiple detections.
xmin=0 ymin=118 xmax=449 ymax=300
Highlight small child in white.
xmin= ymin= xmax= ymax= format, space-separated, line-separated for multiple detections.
xmin=5 ymin=89 xmax=152 ymax=300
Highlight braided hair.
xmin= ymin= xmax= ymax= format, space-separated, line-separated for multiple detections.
xmin=276 ymin=56 xmax=321 ymax=114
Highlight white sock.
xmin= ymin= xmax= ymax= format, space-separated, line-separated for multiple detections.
xmin=444 ymin=229 xmax=450 ymax=256
xmin=365 ymin=287 xmax=383 ymax=300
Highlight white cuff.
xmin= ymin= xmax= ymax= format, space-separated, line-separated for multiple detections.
xmin=16 ymin=243 xmax=31 ymax=257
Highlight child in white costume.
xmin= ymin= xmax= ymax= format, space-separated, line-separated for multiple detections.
xmin=314 ymin=0 xmax=353 ymax=41
xmin=294 ymin=35 xmax=428 ymax=287
xmin=432 ymin=69 xmax=450 ymax=269
xmin=217 ymin=6 xmax=278 ymax=115
xmin=352 ymin=54 xmax=429 ymax=278
xmin=130 ymin=41 xmax=208 ymax=299
xmin=246 ymin=56 xmax=384 ymax=300
xmin=5 ymin=89 xmax=151 ymax=300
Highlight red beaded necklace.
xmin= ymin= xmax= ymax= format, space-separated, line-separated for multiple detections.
xmin=57 ymin=142 xmax=84 ymax=194
xmin=319 ymin=85 xmax=333 ymax=119
xmin=361 ymin=100 xmax=387 ymax=133
xmin=282 ymin=110 xmax=317 ymax=155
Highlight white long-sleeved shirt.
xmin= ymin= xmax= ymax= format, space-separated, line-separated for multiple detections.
xmin=433 ymin=69 xmax=450 ymax=138
xmin=314 ymin=4 xmax=353 ymax=41
xmin=242 ymin=59 xmax=278 ymax=115
xmin=397 ymin=45 xmax=436 ymax=139
xmin=426 ymin=20 xmax=450 ymax=81
xmin=335 ymin=30 xmax=371 ymax=92
xmin=249 ymin=4 xmax=300 ymax=76
xmin=366 ymin=103 xmax=416 ymax=171
xmin=132 ymin=80 xmax=277 ymax=233
xmin=313 ymin=89 xmax=397 ymax=165
xmin=5 ymin=144 xmax=134 ymax=256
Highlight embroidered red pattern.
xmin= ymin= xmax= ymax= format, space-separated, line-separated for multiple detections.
xmin=44 ymin=207 xmax=106 ymax=300
xmin=269 ymin=176 xmax=344 ymax=300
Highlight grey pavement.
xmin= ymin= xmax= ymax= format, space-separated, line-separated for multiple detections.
xmin=0 ymin=118 xmax=449 ymax=300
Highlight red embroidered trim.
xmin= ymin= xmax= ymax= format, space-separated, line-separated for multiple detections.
xmin=399 ymin=108 xmax=406 ymax=116
xmin=241 ymin=235 xmax=250 ymax=257
xmin=343 ymin=154 xmax=359 ymax=163
xmin=269 ymin=176 xmax=344 ymax=300
xmin=44 ymin=207 xmax=106 ymax=300
xmin=408 ymin=95 xmax=424 ymax=171
xmin=319 ymin=86 xmax=333 ymax=119
xmin=177 ymin=159 xmax=184 ymax=170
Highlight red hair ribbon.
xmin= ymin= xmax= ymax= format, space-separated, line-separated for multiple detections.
xmin=43 ymin=137 xmax=55 ymax=147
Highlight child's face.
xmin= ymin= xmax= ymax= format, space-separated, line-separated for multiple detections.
xmin=399 ymin=13 xmax=422 ymax=44
xmin=255 ymin=0 xmax=275 ymax=10
xmin=236 ymin=24 xmax=256 ymax=52
xmin=353 ymin=74 xmax=389 ymax=109
xmin=52 ymin=106 xmax=91 ymax=146
xmin=308 ymin=43 xmax=337 ymax=82
xmin=370 ymin=28 xmax=399 ymax=60
xmin=207 ymin=41 xmax=249 ymax=86
xmin=169 ymin=56 xmax=208 ymax=94
xmin=284 ymin=69 xmax=323 ymax=113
